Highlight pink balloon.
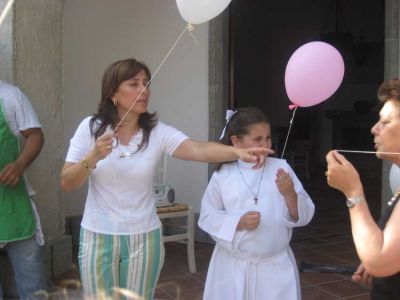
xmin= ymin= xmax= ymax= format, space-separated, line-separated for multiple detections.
xmin=285 ymin=41 xmax=345 ymax=107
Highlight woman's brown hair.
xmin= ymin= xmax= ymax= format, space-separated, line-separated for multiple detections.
xmin=377 ymin=79 xmax=400 ymax=103
xmin=90 ymin=58 xmax=157 ymax=152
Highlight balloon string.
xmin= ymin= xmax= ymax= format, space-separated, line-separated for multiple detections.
xmin=114 ymin=24 xmax=191 ymax=131
xmin=337 ymin=150 xmax=400 ymax=155
xmin=111 ymin=24 xmax=194 ymax=253
xmin=0 ymin=0 xmax=15 ymax=27
xmin=280 ymin=106 xmax=297 ymax=159
xmin=187 ymin=23 xmax=199 ymax=45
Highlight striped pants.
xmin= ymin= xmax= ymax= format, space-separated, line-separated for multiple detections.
xmin=78 ymin=227 xmax=164 ymax=300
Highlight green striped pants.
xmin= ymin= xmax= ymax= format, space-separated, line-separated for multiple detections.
xmin=78 ymin=227 xmax=164 ymax=300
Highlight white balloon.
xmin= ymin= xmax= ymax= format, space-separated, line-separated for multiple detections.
xmin=176 ymin=0 xmax=232 ymax=25
xmin=389 ymin=164 xmax=400 ymax=194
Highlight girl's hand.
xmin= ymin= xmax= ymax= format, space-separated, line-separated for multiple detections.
xmin=325 ymin=150 xmax=363 ymax=198
xmin=237 ymin=147 xmax=274 ymax=169
xmin=237 ymin=211 xmax=261 ymax=231
xmin=275 ymin=168 xmax=296 ymax=199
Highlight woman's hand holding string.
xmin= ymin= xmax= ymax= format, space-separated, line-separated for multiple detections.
xmin=325 ymin=150 xmax=363 ymax=198
xmin=85 ymin=132 xmax=115 ymax=167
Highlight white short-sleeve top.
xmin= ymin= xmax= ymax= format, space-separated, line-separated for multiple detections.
xmin=0 ymin=80 xmax=42 ymax=196
xmin=65 ymin=117 xmax=188 ymax=235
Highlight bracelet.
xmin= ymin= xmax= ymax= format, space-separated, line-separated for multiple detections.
xmin=346 ymin=196 xmax=364 ymax=208
xmin=80 ymin=157 xmax=95 ymax=170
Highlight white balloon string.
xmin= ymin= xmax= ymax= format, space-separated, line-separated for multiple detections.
xmin=187 ymin=23 xmax=199 ymax=45
xmin=0 ymin=0 xmax=15 ymax=27
xmin=110 ymin=24 xmax=193 ymax=253
xmin=114 ymin=24 xmax=190 ymax=131
xmin=280 ymin=106 xmax=298 ymax=159
xmin=336 ymin=149 xmax=400 ymax=155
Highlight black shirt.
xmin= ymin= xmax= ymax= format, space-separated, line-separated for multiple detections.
xmin=371 ymin=194 xmax=400 ymax=300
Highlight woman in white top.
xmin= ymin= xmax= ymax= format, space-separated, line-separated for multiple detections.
xmin=60 ymin=58 xmax=271 ymax=299
xmin=199 ymin=107 xmax=315 ymax=300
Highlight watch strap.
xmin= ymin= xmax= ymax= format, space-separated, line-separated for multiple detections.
xmin=346 ymin=196 xmax=365 ymax=208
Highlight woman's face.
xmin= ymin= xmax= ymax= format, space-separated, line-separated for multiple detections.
xmin=231 ymin=122 xmax=272 ymax=150
xmin=371 ymin=100 xmax=400 ymax=163
xmin=112 ymin=70 xmax=150 ymax=115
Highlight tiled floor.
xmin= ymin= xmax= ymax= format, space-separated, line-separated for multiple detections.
xmin=54 ymin=237 xmax=369 ymax=300
xmin=53 ymin=167 xmax=379 ymax=299
xmin=153 ymin=211 xmax=371 ymax=299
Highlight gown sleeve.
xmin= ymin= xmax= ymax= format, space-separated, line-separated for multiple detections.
xmin=281 ymin=162 xmax=315 ymax=228
xmin=198 ymin=172 xmax=246 ymax=252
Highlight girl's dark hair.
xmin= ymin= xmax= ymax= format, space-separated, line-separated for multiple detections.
xmin=90 ymin=58 xmax=157 ymax=152
xmin=216 ymin=107 xmax=270 ymax=171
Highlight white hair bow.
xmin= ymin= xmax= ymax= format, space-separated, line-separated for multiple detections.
xmin=219 ymin=109 xmax=236 ymax=140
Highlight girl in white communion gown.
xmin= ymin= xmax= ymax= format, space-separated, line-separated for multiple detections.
xmin=199 ymin=107 xmax=315 ymax=300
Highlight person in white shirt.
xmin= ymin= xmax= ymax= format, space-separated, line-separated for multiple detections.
xmin=199 ymin=107 xmax=315 ymax=300
xmin=60 ymin=58 xmax=271 ymax=299
xmin=0 ymin=81 xmax=46 ymax=299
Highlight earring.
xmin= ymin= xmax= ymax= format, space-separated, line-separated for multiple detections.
xmin=112 ymin=99 xmax=117 ymax=106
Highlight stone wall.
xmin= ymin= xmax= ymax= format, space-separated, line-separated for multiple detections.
xmin=0 ymin=0 xmax=71 ymax=297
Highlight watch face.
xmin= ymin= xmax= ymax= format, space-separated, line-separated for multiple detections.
xmin=346 ymin=199 xmax=354 ymax=208
xmin=346 ymin=196 xmax=364 ymax=208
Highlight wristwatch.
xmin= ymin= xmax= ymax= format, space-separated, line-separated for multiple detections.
xmin=346 ymin=196 xmax=365 ymax=208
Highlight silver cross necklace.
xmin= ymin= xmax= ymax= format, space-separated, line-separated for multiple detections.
xmin=236 ymin=161 xmax=266 ymax=204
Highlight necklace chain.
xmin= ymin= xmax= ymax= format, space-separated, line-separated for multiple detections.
xmin=236 ymin=161 xmax=266 ymax=204
xmin=118 ymin=129 xmax=142 ymax=159
xmin=388 ymin=190 xmax=400 ymax=207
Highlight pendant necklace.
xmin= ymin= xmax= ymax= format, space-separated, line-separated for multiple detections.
xmin=118 ymin=128 xmax=143 ymax=159
xmin=236 ymin=161 xmax=266 ymax=204
xmin=388 ymin=190 xmax=400 ymax=207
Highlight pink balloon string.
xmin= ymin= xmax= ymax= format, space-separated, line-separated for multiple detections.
xmin=280 ymin=106 xmax=298 ymax=159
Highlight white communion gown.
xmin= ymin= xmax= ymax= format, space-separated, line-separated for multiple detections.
xmin=198 ymin=157 xmax=315 ymax=300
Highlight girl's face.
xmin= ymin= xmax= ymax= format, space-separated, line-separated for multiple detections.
xmin=112 ymin=70 xmax=150 ymax=115
xmin=231 ymin=122 xmax=272 ymax=150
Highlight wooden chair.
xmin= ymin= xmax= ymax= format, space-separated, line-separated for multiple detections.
xmin=156 ymin=203 xmax=197 ymax=273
